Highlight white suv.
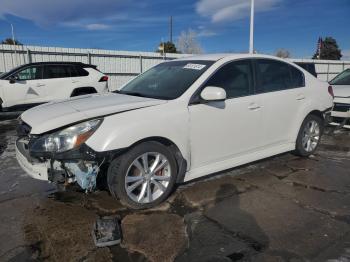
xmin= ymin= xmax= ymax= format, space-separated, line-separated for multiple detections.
xmin=15 ymin=54 xmax=333 ymax=209
xmin=0 ymin=62 xmax=109 ymax=111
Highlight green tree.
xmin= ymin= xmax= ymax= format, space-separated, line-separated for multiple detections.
xmin=157 ymin=41 xmax=178 ymax=53
xmin=1 ymin=38 xmax=22 ymax=45
xmin=313 ymin=37 xmax=342 ymax=60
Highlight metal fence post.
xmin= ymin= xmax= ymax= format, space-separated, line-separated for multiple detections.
xmin=26 ymin=48 xmax=32 ymax=63
xmin=139 ymin=55 xmax=143 ymax=73
xmin=326 ymin=63 xmax=330 ymax=82
xmin=87 ymin=52 xmax=91 ymax=64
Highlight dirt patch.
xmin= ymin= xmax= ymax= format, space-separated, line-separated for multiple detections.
xmin=122 ymin=213 xmax=188 ymax=262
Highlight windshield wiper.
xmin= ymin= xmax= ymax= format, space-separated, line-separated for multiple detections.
xmin=114 ymin=90 xmax=150 ymax=98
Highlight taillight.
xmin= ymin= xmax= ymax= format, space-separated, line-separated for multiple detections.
xmin=99 ymin=75 xmax=108 ymax=82
xmin=328 ymin=85 xmax=334 ymax=99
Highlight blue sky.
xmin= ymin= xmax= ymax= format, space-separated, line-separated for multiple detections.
xmin=0 ymin=0 xmax=349 ymax=59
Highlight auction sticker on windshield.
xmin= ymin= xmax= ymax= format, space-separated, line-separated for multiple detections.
xmin=183 ymin=63 xmax=206 ymax=70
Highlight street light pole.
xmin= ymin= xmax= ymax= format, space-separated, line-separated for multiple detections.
xmin=249 ymin=0 xmax=255 ymax=54
xmin=10 ymin=24 xmax=15 ymax=45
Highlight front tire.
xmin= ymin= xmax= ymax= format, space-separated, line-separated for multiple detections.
xmin=107 ymin=142 xmax=178 ymax=209
xmin=295 ymin=114 xmax=324 ymax=157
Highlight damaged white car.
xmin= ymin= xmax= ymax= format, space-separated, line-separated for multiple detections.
xmin=16 ymin=54 xmax=333 ymax=209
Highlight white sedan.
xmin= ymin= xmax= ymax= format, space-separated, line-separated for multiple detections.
xmin=330 ymin=69 xmax=350 ymax=128
xmin=16 ymin=54 xmax=333 ymax=209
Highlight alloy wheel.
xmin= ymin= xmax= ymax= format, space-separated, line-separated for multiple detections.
xmin=125 ymin=152 xmax=171 ymax=203
xmin=302 ymin=120 xmax=320 ymax=152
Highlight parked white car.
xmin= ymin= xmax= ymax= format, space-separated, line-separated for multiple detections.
xmin=329 ymin=69 xmax=350 ymax=128
xmin=0 ymin=62 xmax=109 ymax=111
xmin=16 ymin=54 xmax=333 ymax=209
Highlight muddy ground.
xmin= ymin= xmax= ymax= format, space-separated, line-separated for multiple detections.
xmin=0 ymin=118 xmax=349 ymax=262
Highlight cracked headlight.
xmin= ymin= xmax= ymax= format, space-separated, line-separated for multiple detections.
xmin=30 ymin=119 xmax=102 ymax=153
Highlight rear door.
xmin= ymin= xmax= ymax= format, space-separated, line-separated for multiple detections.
xmin=69 ymin=65 xmax=91 ymax=90
xmin=43 ymin=65 xmax=74 ymax=101
xmin=254 ymin=59 xmax=306 ymax=147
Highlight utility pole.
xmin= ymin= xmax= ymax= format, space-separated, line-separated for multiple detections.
xmin=10 ymin=23 xmax=18 ymax=66
xmin=249 ymin=0 xmax=255 ymax=54
xmin=169 ymin=16 xmax=173 ymax=43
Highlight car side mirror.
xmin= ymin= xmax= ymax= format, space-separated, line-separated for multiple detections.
xmin=8 ymin=75 xmax=18 ymax=84
xmin=200 ymin=86 xmax=227 ymax=102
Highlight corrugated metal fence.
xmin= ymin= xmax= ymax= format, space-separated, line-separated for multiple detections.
xmin=0 ymin=44 xmax=187 ymax=91
xmin=289 ymin=58 xmax=350 ymax=82
xmin=0 ymin=44 xmax=349 ymax=90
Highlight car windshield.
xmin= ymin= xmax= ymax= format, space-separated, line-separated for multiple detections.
xmin=0 ymin=65 xmax=24 ymax=79
xmin=116 ymin=60 xmax=214 ymax=100
xmin=330 ymin=69 xmax=350 ymax=85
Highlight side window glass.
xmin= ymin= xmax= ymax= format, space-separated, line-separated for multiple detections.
xmin=75 ymin=66 xmax=89 ymax=76
xmin=290 ymin=65 xmax=305 ymax=88
xmin=16 ymin=66 xmax=43 ymax=81
xmin=256 ymin=59 xmax=292 ymax=93
xmin=205 ymin=60 xmax=253 ymax=99
xmin=44 ymin=65 xmax=70 ymax=79
xmin=67 ymin=65 xmax=78 ymax=77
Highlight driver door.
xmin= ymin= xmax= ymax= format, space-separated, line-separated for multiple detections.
xmin=188 ymin=59 xmax=263 ymax=179
xmin=3 ymin=65 xmax=46 ymax=108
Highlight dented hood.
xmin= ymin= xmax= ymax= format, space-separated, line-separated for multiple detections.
xmin=333 ymin=85 xmax=350 ymax=98
xmin=21 ymin=93 xmax=167 ymax=134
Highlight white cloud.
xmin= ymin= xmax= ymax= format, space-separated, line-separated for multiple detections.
xmin=0 ymin=0 xmax=129 ymax=27
xmin=85 ymin=24 xmax=111 ymax=31
xmin=197 ymin=29 xmax=217 ymax=37
xmin=196 ymin=0 xmax=281 ymax=23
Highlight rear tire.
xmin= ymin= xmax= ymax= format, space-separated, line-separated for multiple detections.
xmin=295 ymin=114 xmax=324 ymax=157
xmin=107 ymin=141 xmax=178 ymax=209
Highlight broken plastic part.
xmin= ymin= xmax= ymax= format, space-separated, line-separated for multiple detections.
xmin=64 ymin=161 xmax=99 ymax=191
xmin=92 ymin=216 xmax=121 ymax=247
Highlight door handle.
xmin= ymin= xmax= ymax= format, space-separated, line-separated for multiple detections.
xmin=36 ymin=83 xmax=45 ymax=87
xmin=248 ymin=103 xmax=261 ymax=110
xmin=296 ymin=94 xmax=305 ymax=100
xmin=72 ymin=80 xmax=79 ymax=83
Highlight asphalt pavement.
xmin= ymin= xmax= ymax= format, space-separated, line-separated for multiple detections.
xmin=0 ymin=118 xmax=349 ymax=262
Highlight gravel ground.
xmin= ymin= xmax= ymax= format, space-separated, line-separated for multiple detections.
xmin=0 ymin=118 xmax=349 ymax=262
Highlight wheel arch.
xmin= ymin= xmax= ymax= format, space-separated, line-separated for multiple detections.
xmin=308 ymin=110 xmax=324 ymax=122
xmin=293 ymin=109 xmax=325 ymax=143
xmin=108 ymin=136 xmax=187 ymax=183
xmin=70 ymin=86 xmax=97 ymax=97
xmin=127 ymin=136 xmax=187 ymax=183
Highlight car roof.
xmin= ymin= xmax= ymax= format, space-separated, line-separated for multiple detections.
xmin=21 ymin=62 xmax=95 ymax=67
xmin=0 ymin=62 xmax=97 ymax=79
xmin=175 ymin=53 xmax=290 ymax=62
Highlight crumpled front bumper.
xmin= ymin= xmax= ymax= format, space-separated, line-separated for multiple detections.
xmin=15 ymin=138 xmax=49 ymax=181
xmin=15 ymin=137 xmax=108 ymax=191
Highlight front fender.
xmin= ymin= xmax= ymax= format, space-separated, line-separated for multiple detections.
xmin=85 ymin=102 xmax=190 ymax=165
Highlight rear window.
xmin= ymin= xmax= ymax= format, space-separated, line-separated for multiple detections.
xmin=295 ymin=63 xmax=317 ymax=77
xmin=75 ymin=66 xmax=89 ymax=76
